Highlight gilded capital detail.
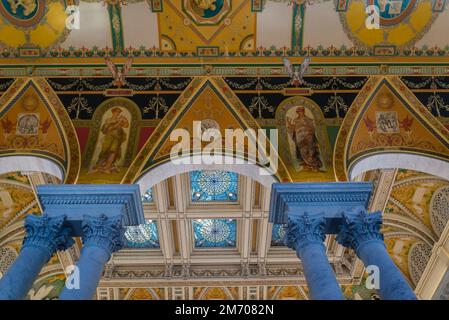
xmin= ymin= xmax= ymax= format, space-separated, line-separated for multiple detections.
xmin=82 ymin=214 xmax=125 ymax=256
xmin=23 ymin=214 xmax=74 ymax=257
xmin=285 ymin=214 xmax=326 ymax=250
xmin=336 ymin=208 xmax=384 ymax=252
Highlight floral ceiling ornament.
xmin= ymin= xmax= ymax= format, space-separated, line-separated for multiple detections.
xmin=143 ymin=79 xmax=168 ymax=119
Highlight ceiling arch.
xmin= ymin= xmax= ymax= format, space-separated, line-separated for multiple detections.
xmin=334 ymin=76 xmax=449 ymax=181
xmin=122 ymin=76 xmax=291 ymax=185
xmin=0 ymin=78 xmax=81 ymax=184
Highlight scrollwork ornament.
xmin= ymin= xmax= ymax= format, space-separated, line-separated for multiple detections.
xmin=285 ymin=213 xmax=326 ymax=251
xmin=82 ymin=214 xmax=125 ymax=256
xmin=336 ymin=208 xmax=384 ymax=252
xmin=22 ymin=214 xmax=74 ymax=257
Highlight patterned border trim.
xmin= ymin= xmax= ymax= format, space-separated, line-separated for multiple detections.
xmin=251 ymin=0 xmax=264 ymax=12
xmin=196 ymin=46 xmax=220 ymax=57
xmin=291 ymin=4 xmax=305 ymax=51
xmin=5 ymin=62 xmax=449 ymax=78
xmin=34 ymin=78 xmax=81 ymax=184
xmin=4 ymin=43 xmax=449 ymax=59
xmin=108 ymin=4 xmax=125 ymax=54
xmin=150 ymin=0 xmax=163 ymax=12
xmin=333 ymin=76 xmax=381 ymax=181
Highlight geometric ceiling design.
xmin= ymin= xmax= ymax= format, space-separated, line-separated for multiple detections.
xmin=190 ymin=170 xmax=238 ymax=202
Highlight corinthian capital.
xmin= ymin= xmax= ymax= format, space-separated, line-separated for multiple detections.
xmin=336 ymin=207 xmax=384 ymax=252
xmin=23 ymin=214 xmax=74 ymax=257
xmin=82 ymin=214 xmax=125 ymax=256
xmin=285 ymin=213 xmax=326 ymax=250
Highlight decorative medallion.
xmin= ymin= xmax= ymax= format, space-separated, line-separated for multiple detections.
xmin=158 ymin=1 xmax=254 ymax=53
xmin=0 ymin=0 xmax=67 ymax=50
xmin=190 ymin=170 xmax=238 ymax=202
xmin=193 ymin=218 xmax=237 ymax=248
xmin=367 ymin=0 xmax=416 ymax=26
xmin=182 ymin=0 xmax=231 ymax=25
xmin=0 ymin=0 xmax=46 ymax=28
xmin=339 ymin=0 xmax=443 ymax=50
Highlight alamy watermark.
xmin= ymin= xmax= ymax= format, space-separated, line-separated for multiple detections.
xmin=365 ymin=265 xmax=380 ymax=290
xmin=65 ymin=265 xmax=80 ymax=290
xmin=169 ymin=121 xmax=278 ymax=176
xmin=365 ymin=0 xmax=404 ymax=30
xmin=65 ymin=5 xmax=80 ymax=30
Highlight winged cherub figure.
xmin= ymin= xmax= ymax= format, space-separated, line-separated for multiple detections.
xmin=104 ymin=57 xmax=133 ymax=88
xmin=283 ymin=57 xmax=311 ymax=87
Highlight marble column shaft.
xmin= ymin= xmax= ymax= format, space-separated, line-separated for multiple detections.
xmin=286 ymin=214 xmax=344 ymax=300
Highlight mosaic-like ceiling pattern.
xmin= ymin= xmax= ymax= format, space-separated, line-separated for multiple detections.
xmin=193 ymin=218 xmax=237 ymax=248
xmin=124 ymin=220 xmax=160 ymax=248
xmin=190 ymin=170 xmax=238 ymax=202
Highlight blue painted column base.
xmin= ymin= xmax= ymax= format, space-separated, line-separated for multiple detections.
xmin=59 ymin=246 xmax=110 ymax=300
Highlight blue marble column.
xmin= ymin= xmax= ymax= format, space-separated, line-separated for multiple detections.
xmin=59 ymin=214 xmax=124 ymax=300
xmin=286 ymin=214 xmax=344 ymax=300
xmin=336 ymin=209 xmax=417 ymax=300
xmin=0 ymin=215 xmax=74 ymax=300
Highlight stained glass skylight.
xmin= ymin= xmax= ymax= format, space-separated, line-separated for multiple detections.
xmin=124 ymin=220 xmax=160 ymax=248
xmin=141 ymin=187 xmax=153 ymax=203
xmin=193 ymin=219 xmax=237 ymax=248
xmin=271 ymin=223 xmax=287 ymax=247
xmin=190 ymin=170 xmax=238 ymax=202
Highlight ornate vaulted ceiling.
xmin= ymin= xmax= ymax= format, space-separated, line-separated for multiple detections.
xmin=0 ymin=0 xmax=448 ymax=59
xmin=0 ymin=0 xmax=449 ymax=301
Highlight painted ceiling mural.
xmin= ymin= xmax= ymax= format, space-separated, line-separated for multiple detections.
xmin=0 ymin=1 xmax=449 ymax=302
xmin=338 ymin=0 xmax=446 ymax=54
xmin=0 ymin=0 xmax=447 ymax=57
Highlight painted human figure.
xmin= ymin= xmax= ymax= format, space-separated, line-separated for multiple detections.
xmin=92 ymin=107 xmax=129 ymax=174
xmin=286 ymin=106 xmax=322 ymax=171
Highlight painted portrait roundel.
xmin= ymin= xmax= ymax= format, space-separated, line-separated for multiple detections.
xmin=339 ymin=0 xmax=442 ymax=49
xmin=0 ymin=0 xmax=46 ymax=28
xmin=183 ymin=0 xmax=231 ymax=25
xmin=368 ymin=0 xmax=416 ymax=26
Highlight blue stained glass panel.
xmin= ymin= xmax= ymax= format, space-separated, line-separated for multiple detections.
xmin=190 ymin=170 xmax=238 ymax=202
xmin=141 ymin=187 xmax=153 ymax=203
xmin=124 ymin=220 xmax=160 ymax=248
xmin=193 ymin=219 xmax=237 ymax=248
xmin=271 ymin=223 xmax=287 ymax=246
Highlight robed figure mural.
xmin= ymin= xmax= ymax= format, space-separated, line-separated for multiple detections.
xmin=91 ymin=107 xmax=130 ymax=174
xmin=80 ymin=98 xmax=140 ymax=184
xmin=286 ymin=106 xmax=323 ymax=172
xmin=276 ymin=97 xmax=332 ymax=180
